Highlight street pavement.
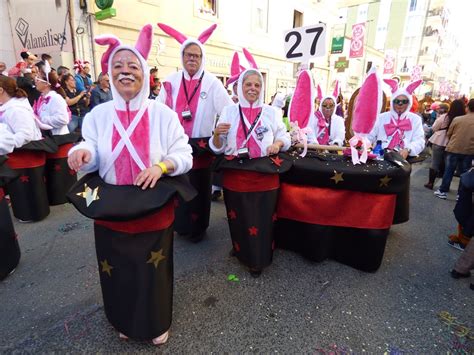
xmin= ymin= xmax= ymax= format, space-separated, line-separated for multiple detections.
xmin=0 ymin=160 xmax=473 ymax=353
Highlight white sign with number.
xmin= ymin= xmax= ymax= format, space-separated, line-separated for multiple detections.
xmin=283 ymin=24 xmax=327 ymax=62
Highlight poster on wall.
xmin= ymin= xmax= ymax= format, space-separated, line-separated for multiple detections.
xmin=383 ymin=50 xmax=396 ymax=75
xmin=7 ymin=0 xmax=73 ymax=60
xmin=349 ymin=23 xmax=365 ymax=59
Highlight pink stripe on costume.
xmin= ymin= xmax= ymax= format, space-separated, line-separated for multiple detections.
xmin=175 ymin=76 xmax=202 ymax=137
xmin=112 ymin=108 xmax=150 ymax=185
xmin=236 ymin=107 xmax=262 ymax=158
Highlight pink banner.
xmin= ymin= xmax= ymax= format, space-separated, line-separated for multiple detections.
xmin=383 ymin=50 xmax=396 ymax=75
xmin=349 ymin=23 xmax=365 ymax=59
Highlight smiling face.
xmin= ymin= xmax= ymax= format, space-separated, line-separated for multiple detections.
xmin=393 ymin=94 xmax=409 ymax=115
xmin=242 ymin=74 xmax=262 ymax=104
xmin=111 ymin=49 xmax=143 ymax=102
xmin=183 ymin=43 xmax=202 ymax=77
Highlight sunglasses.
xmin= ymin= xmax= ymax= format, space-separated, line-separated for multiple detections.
xmin=393 ymin=99 xmax=409 ymax=105
xmin=322 ymin=104 xmax=334 ymax=109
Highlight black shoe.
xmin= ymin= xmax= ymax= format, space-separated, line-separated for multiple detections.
xmin=211 ymin=190 xmax=222 ymax=201
xmin=229 ymin=248 xmax=236 ymax=257
xmin=450 ymin=269 xmax=471 ymax=279
xmin=470 ymin=283 xmax=474 ymax=290
xmin=249 ymin=268 xmax=262 ymax=278
xmin=189 ymin=232 xmax=205 ymax=243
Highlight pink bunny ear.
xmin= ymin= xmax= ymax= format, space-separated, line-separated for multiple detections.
xmin=333 ymin=80 xmax=340 ymax=98
xmin=242 ymin=48 xmax=258 ymax=69
xmin=316 ymin=84 xmax=323 ymax=101
xmin=135 ymin=24 xmax=153 ymax=60
xmin=353 ymin=66 xmax=382 ymax=134
xmin=95 ymin=35 xmax=122 ymax=74
xmin=197 ymin=24 xmax=217 ymax=44
xmin=406 ymin=79 xmax=422 ymax=94
xmin=289 ymin=70 xmax=313 ymax=128
xmin=383 ymin=79 xmax=398 ymax=94
xmin=157 ymin=23 xmax=187 ymax=44
xmin=230 ymin=52 xmax=240 ymax=76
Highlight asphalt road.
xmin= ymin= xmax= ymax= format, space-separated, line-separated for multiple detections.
xmin=1 ymin=161 xmax=473 ymax=353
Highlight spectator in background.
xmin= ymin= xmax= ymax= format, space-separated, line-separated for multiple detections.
xmin=57 ymin=66 xmax=70 ymax=81
xmin=90 ymin=73 xmax=112 ymax=109
xmin=148 ymin=83 xmax=160 ymax=99
xmin=61 ymin=73 xmax=89 ymax=133
xmin=41 ymin=54 xmax=53 ymax=69
xmin=150 ymin=66 xmax=158 ymax=87
xmin=16 ymin=65 xmax=41 ymax=106
xmin=20 ymin=51 xmax=38 ymax=69
xmin=73 ymin=60 xmax=93 ymax=92
xmin=0 ymin=62 xmax=8 ymax=76
xmin=434 ymin=99 xmax=472 ymax=200
xmin=425 ymin=103 xmax=451 ymax=189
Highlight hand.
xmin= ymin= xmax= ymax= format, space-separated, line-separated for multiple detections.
xmin=266 ymin=143 xmax=281 ymax=156
xmin=214 ymin=123 xmax=231 ymax=137
xmin=68 ymin=149 xmax=91 ymax=171
xmin=399 ymin=148 xmax=409 ymax=159
xmin=134 ymin=165 xmax=163 ymax=190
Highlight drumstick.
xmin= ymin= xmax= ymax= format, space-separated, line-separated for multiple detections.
xmin=294 ymin=143 xmax=345 ymax=152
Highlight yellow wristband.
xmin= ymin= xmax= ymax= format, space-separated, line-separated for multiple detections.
xmin=155 ymin=162 xmax=168 ymax=175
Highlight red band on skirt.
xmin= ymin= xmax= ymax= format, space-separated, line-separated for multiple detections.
xmin=277 ymin=183 xmax=396 ymax=230
xmin=95 ymin=201 xmax=174 ymax=234
xmin=46 ymin=143 xmax=74 ymax=159
xmin=223 ymin=169 xmax=279 ymax=192
xmin=7 ymin=150 xmax=46 ymax=169
xmin=192 ymin=153 xmax=213 ymax=170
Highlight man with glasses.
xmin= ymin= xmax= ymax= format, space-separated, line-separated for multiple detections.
xmin=157 ymin=24 xmax=232 ymax=243
xmin=90 ymin=73 xmax=112 ymax=109
xmin=369 ymin=85 xmax=425 ymax=160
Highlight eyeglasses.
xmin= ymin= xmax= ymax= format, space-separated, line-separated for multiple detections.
xmin=183 ymin=52 xmax=202 ymax=60
xmin=322 ymin=104 xmax=334 ymax=109
xmin=393 ymin=99 xmax=409 ymax=105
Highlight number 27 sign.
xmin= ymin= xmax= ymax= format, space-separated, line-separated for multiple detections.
xmin=283 ymin=24 xmax=327 ymax=62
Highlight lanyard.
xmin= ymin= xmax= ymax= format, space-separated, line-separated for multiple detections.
xmin=181 ymin=71 xmax=204 ymax=107
xmin=239 ymin=105 xmax=262 ymax=144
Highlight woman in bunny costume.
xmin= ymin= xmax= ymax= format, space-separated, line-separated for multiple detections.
xmin=0 ymin=75 xmax=51 ymax=222
xmin=211 ymin=50 xmax=290 ymax=277
xmin=368 ymin=79 xmax=425 ymax=159
xmin=34 ymin=66 xmax=78 ymax=205
xmin=157 ymin=23 xmax=233 ymax=242
xmin=313 ymin=82 xmax=345 ymax=146
xmin=68 ymin=24 xmax=193 ymax=344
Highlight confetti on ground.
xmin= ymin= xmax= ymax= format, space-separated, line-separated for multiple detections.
xmin=227 ymin=274 xmax=239 ymax=282
xmin=58 ymin=222 xmax=80 ymax=233
xmin=437 ymin=311 xmax=474 ymax=353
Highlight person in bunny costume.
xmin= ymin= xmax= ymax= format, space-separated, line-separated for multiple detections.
xmin=313 ymin=82 xmax=345 ymax=146
xmin=368 ymin=79 xmax=425 ymax=159
xmin=157 ymin=23 xmax=233 ymax=242
xmin=68 ymin=24 xmax=193 ymax=345
xmin=211 ymin=50 xmax=290 ymax=277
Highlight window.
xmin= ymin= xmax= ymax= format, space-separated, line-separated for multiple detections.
xmin=195 ymin=0 xmax=217 ymax=17
xmin=253 ymin=0 xmax=269 ymax=32
xmin=293 ymin=10 xmax=303 ymax=28
xmin=409 ymin=0 xmax=417 ymax=11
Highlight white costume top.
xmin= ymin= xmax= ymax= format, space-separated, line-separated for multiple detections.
xmin=0 ymin=97 xmax=42 ymax=149
xmin=368 ymin=111 xmax=425 ymax=156
xmin=157 ymin=36 xmax=232 ymax=138
xmin=0 ymin=123 xmax=16 ymax=155
xmin=69 ymin=39 xmax=192 ymax=185
xmin=210 ymin=69 xmax=291 ymax=157
xmin=36 ymin=91 xmax=70 ymax=135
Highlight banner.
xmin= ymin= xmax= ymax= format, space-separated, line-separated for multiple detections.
xmin=349 ymin=23 xmax=365 ymax=59
xmin=331 ymin=37 xmax=344 ymax=54
xmin=383 ymin=50 xmax=396 ymax=75
xmin=410 ymin=65 xmax=422 ymax=81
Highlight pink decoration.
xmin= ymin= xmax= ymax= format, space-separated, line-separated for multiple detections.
xmin=157 ymin=23 xmax=187 ymax=44
xmin=384 ymin=118 xmax=412 ymax=150
xmin=332 ymin=80 xmax=339 ymax=99
xmin=94 ymin=35 xmax=121 ymax=74
xmin=316 ymin=85 xmax=323 ymax=101
xmin=242 ymin=48 xmax=258 ymax=69
xmin=197 ymin=24 xmax=217 ymax=44
xmin=135 ymin=24 xmax=153 ymax=60
xmin=352 ymin=67 xmax=381 ymax=134
xmin=405 ymin=79 xmax=422 ymax=94
xmin=383 ymin=79 xmax=398 ymax=94
xmin=289 ymin=70 xmax=312 ymax=129
xmin=162 ymin=81 xmax=173 ymax=109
